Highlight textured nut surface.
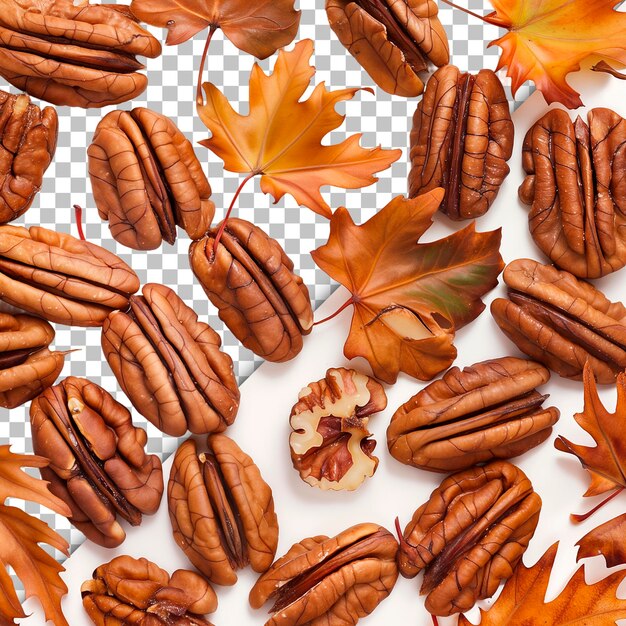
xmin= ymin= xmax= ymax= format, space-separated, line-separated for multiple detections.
xmin=398 ymin=460 xmax=541 ymax=616
xmin=168 ymin=434 xmax=278 ymax=586
xmin=491 ymin=258 xmax=626 ymax=383
xmin=326 ymin=0 xmax=448 ymax=97
xmin=0 ymin=90 xmax=57 ymax=224
xmin=520 ymin=108 xmax=626 ymax=278
xmin=89 ymin=108 xmax=214 ymax=250
xmin=409 ymin=65 xmax=513 ymax=220
xmin=0 ymin=224 xmax=139 ymax=326
xmin=387 ymin=357 xmax=560 ymax=472
xmin=0 ymin=312 xmax=65 ymax=408
xmin=0 ymin=0 xmax=161 ymax=108
xmin=289 ymin=367 xmax=388 ymax=491
xmin=82 ymin=555 xmax=217 ymax=625
xmin=250 ymin=522 xmax=398 ymax=626
xmin=30 ymin=377 xmax=163 ymax=547
xmin=102 ymin=283 xmax=239 ymax=437
xmin=189 ymin=218 xmax=313 ymax=362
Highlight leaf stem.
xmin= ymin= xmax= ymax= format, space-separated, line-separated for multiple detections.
xmin=73 ymin=205 xmax=86 ymax=241
xmin=394 ymin=516 xmax=404 ymax=543
xmin=313 ymin=297 xmax=355 ymax=326
xmin=571 ymin=488 xmax=624 ymax=523
xmin=439 ymin=0 xmax=503 ymax=25
xmin=196 ymin=25 xmax=217 ymax=107
xmin=432 ymin=616 xmax=440 ymax=626
xmin=212 ymin=172 xmax=256 ymax=256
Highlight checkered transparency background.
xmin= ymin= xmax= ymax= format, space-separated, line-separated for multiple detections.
xmin=0 ymin=0 xmax=533 ymax=580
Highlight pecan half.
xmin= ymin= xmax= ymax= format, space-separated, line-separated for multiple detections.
xmin=189 ymin=218 xmax=313 ymax=362
xmin=0 ymin=224 xmax=139 ymax=326
xmin=289 ymin=367 xmax=387 ymax=491
xmin=30 ymin=377 xmax=163 ymax=548
xmin=102 ymin=283 xmax=239 ymax=437
xmin=0 ymin=90 xmax=57 ymax=224
xmin=250 ymin=522 xmax=398 ymax=626
xmin=387 ymin=357 xmax=560 ymax=472
xmin=0 ymin=312 xmax=65 ymax=408
xmin=82 ymin=555 xmax=217 ymax=626
xmin=520 ymin=108 xmax=626 ymax=278
xmin=397 ymin=460 xmax=541 ymax=616
xmin=491 ymin=258 xmax=626 ymax=383
xmin=89 ymin=108 xmax=214 ymax=250
xmin=409 ymin=65 xmax=514 ymax=220
xmin=326 ymin=0 xmax=449 ymax=97
xmin=0 ymin=0 xmax=161 ymax=108
xmin=168 ymin=434 xmax=278 ymax=586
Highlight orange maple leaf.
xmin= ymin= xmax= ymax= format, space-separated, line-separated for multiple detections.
xmin=197 ymin=38 xmax=401 ymax=218
xmin=311 ymin=189 xmax=503 ymax=384
xmin=577 ymin=511 xmax=626 ymax=568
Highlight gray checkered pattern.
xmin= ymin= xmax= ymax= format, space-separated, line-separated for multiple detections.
xmin=0 ymin=0 xmax=534 ymax=591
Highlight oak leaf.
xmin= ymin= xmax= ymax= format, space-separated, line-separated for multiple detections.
xmin=311 ymin=189 xmax=504 ymax=384
xmin=197 ymin=38 xmax=401 ymax=218
xmin=459 ymin=543 xmax=626 ymax=625
xmin=467 ymin=0 xmax=626 ymax=108
xmin=0 ymin=445 xmax=71 ymax=626
xmin=577 ymin=512 xmax=626 ymax=568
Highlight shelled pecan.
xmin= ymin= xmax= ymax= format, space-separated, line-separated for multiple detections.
xmin=168 ymin=434 xmax=278 ymax=586
xmin=189 ymin=218 xmax=313 ymax=362
xmin=0 ymin=0 xmax=161 ymax=108
xmin=0 ymin=225 xmax=139 ymax=326
xmin=409 ymin=65 xmax=514 ymax=220
xmin=491 ymin=258 xmax=626 ymax=383
xmin=0 ymin=91 xmax=57 ymax=224
xmin=520 ymin=108 xmax=626 ymax=278
xmin=102 ymin=283 xmax=239 ymax=437
xmin=387 ymin=357 xmax=559 ymax=472
xmin=250 ymin=522 xmax=398 ymax=626
xmin=30 ymin=377 xmax=163 ymax=547
xmin=82 ymin=555 xmax=217 ymax=626
xmin=397 ymin=460 xmax=541 ymax=616
xmin=289 ymin=367 xmax=387 ymax=491
xmin=326 ymin=0 xmax=449 ymax=97
xmin=89 ymin=108 xmax=214 ymax=250
xmin=0 ymin=312 xmax=65 ymax=408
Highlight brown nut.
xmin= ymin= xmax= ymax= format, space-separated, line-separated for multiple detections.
xmin=189 ymin=218 xmax=313 ymax=362
xmin=30 ymin=377 xmax=164 ymax=548
xmin=387 ymin=357 xmax=560 ymax=472
xmin=491 ymin=258 xmax=626 ymax=383
xmin=289 ymin=367 xmax=388 ymax=491
xmin=326 ymin=0 xmax=449 ymax=97
xmin=250 ymin=522 xmax=399 ymax=626
xmin=0 ymin=224 xmax=139 ymax=326
xmin=0 ymin=312 xmax=65 ymax=408
xmin=397 ymin=460 xmax=541 ymax=616
xmin=88 ymin=107 xmax=214 ymax=250
xmin=102 ymin=283 xmax=239 ymax=437
xmin=409 ymin=65 xmax=514 ymax=220
xmin=0 ymin=90 xmax=57 ymax=224
xmin=168 ymin=434 xmax=279 ymax=586
xmin=81 ymin=555 xmax=217 ymax=626
xmin=0 ymin=0 xmax=161 ymax=108
xmin=520 ymin=108 xmax=626 ymax=278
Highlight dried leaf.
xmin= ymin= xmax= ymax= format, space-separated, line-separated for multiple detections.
xmin=577 ymin=512 xmax=626 ymax=568
xmin=197 ymin=39 xmax=401 ymax=217
xmin=459 ymin=543 xmax=626 ymax=625
xmin=592 ymin=60 xmax=626 ymax=80
xmin=311 ymin=189 xmax=504 ymax=384
xmin=130 ymin=0 xmax=300 ymax=57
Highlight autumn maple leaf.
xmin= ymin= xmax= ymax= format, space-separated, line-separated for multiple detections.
xmin=197 ymin=38 xmax=401 ymax=218
xmin=577 ymin=511 xmax=626 ymax=568
xmin=0 ymin=445 xmax=71 ymax=626
xmin=459 ymin=543 xmax=626 ymax=625
xmin=311 ymin=189 xmax=504 ymax=384
xmin=445 ymin=0 xmax=626 ymax=108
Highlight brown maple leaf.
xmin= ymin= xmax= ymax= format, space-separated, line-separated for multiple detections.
xmin=577 ymin=512 xmax=626 ymax=568
xmin=311 ymin=189 xmax=504 ymax=384
xmin=444 ymin=0 xmax=626 ymax=108
xmin=197 ymin=38 xmax=401 ymax=219
xmin=0 ymin=445 xmax=71 ymax=626
xmin=459 ymin=543 xmax=626 ymax=625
